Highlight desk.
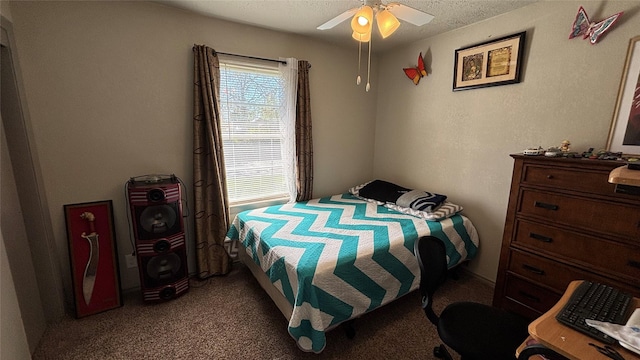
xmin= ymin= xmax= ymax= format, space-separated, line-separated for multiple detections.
xmin=517 ymin=280 xmax=640 ymax=360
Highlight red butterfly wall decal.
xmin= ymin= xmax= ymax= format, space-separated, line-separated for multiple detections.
xmin=569 ymin=6 xmax=623 ymax=45
xmin=403 ymin=52 xmax=427 ymax=85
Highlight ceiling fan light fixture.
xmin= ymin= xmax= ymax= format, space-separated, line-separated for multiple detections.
xmin=376 ymin=9 xmax=400 ymax=39
xmin=352 ymin=30 xmax=371 ymax=42
xmin=351 ymin=6 xmax=373 ymax=34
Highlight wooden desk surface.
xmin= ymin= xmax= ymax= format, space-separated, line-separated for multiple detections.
xmin=525 ymin=280 xmax=640 ymax=360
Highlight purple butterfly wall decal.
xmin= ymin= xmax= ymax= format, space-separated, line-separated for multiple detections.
xmin=569 ymin=6 xmax=623 ymax=44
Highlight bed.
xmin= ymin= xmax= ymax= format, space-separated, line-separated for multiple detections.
xmin=225 ymin=191 xmax=479 ymax=353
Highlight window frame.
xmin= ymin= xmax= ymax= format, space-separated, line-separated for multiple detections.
xmin=218 ymin=55 xmax=293 ymax=210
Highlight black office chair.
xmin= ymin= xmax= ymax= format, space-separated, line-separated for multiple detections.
xmin=414 ymin=236 xmax=531 ymax=360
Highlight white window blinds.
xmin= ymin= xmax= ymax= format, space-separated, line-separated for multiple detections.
xmin=219 ymin=57 xmax=297 ymax=205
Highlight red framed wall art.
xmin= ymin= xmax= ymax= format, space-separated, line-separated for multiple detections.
xmin=64 ymin=200 xmax=123 ymax=318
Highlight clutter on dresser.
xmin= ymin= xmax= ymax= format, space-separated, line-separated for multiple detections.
xmin=544 ymin=147 xmax=562 ymax=157
xmin=523 ymin=147 xmax=545 ymax=156
xmin=521 ymin=144 xmax=629 ymax=161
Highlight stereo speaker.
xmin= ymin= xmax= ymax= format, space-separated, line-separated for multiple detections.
xmin=127 ymin=175 xmax=189 ymax=301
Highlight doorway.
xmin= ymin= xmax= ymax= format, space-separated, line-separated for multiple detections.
xmin=1 ymin=16 xmax=65 ymax=352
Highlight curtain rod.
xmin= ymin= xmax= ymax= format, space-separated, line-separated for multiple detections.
xmin=216 ymin=51 xmax=311 ymax=68
xmin=216 ymin=51 xmax=287 ymax=65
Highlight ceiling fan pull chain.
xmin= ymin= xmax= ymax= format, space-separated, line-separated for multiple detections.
xmin=366 ymin=36 xmax=371 ymax=92
xmin=357 ymin=39 xmax=362 ymax=85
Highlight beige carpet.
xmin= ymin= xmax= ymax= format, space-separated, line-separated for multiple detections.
xmin=32 ymin=263 xmax=493 ymax=360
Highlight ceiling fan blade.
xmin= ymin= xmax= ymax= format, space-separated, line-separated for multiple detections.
xmin=317 ymin=7 xmax=358 ymax=30
xmin=387 ymin=3 xmax=434 ymax=26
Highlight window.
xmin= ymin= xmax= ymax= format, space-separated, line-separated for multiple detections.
xmin=219 ymin=57 xmax=297 ymax=205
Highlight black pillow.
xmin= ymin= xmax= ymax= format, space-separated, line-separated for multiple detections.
xmin=358 ymin=180 xmax=409 ymax=203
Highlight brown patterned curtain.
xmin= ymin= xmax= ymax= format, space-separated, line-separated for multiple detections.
xmin=295 ymin=60 xmax=313 ymax=201
xmin=192 ymin=45 xmax=231 ymax=278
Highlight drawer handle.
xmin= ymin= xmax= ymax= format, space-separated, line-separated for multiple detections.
xmin=522 ymin=264 xmax=545 ymax=275
xmin=529 ymin=232 xmax=553 ymax=243
xmin=546 ymin=175 xmax=554 ymax=179
xmin=518 ymin=291 xmax=541 ymax=303
xmin=628 ymin=260 xmax=640 ymax=270
xmin=534 ymin=201 xmax=558 ymax=211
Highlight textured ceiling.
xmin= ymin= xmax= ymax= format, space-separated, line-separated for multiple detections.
xmin=155 ymin=0 xmax=539 ymax=52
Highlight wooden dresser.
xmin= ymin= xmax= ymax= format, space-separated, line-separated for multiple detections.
xmin=493 ymin=154 xmax=640 ymax=319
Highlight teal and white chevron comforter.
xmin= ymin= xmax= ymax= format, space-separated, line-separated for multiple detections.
xmin=225 ymin=193 xmax=479 ymax=353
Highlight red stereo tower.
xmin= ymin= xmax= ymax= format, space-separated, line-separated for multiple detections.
xmin=127 ymin=175 xmax=189 ymax=301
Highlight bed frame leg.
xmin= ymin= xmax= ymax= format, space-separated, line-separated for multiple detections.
xmin=448 ymin=267 xmax=460 ymax=281
xmin=342 ymin=320 xmax=356 ymax=339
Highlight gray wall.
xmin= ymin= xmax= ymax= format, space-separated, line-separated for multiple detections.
xmin=7 ymin=0 xmax=378 ymax=301
xmin=373 ymin=0 xmax=640 ymax=281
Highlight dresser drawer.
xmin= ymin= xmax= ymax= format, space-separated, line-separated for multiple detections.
xmin=522 ymin=164 xmax=617 ymax=196
xmin=504 ymin=275 xmax=560 ymax=314
xmin=508 ymin=250 xmax=588 ymax=292
xmin=518 ymin=189 xmax=640 ymax=239
xmin=513 ymin=220 xmax=640 ymax=281
xmin=508 ymin=249 xmax=640 ymax=297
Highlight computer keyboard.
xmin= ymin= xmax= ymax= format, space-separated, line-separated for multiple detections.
xmin=556 ymin=281 xmax=633 ymax=344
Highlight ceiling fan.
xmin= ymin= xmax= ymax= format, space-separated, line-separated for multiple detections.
xmin=317 ymin=0 xmax=434 ymax=38
xmin=317 ymin=1 xmax=434 ymax=92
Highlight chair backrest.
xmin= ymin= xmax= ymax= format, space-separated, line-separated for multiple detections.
xmin=414 ymin=236 xmax=449 ymax=325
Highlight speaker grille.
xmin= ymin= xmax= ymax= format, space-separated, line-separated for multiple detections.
xmin=133 ymin=202 xmax=181 ymax=240
xmin=140 ymin=249 xmax=187 ymax=288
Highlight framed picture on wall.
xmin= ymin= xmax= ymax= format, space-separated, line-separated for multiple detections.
xmin=453 ymin=31 xmax=526 ymax=91
xmin=64 ymin=200 xmax=123 ymax=318
xmin=606 ymin=35 xmax=640 ymax=156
